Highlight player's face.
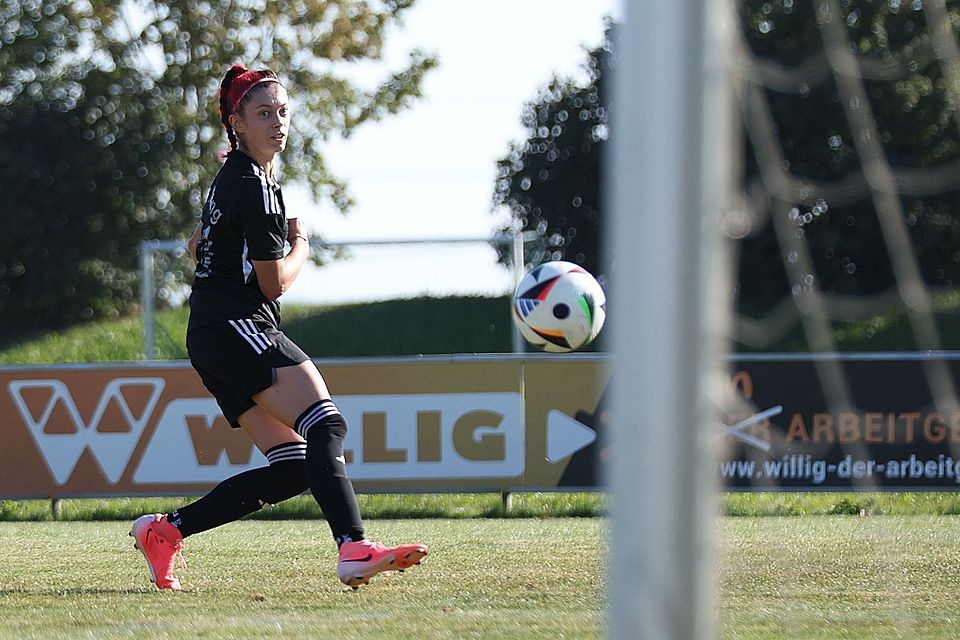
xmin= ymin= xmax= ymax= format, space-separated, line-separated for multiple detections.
xmin=232 ymin=83 xmax=290 ymax=163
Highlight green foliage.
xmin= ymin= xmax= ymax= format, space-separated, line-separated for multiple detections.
xmin=0 ymin=492 xmax=606 ymax=522
xmin=722 ymin=491 xmax=960 ymax=516
xmin=283 ymin=296 xmax=515 ymax=357
xmin=735 ymin=289 xmax=960 ymax=352
xmin=0 ymin=296 xmax=515 ymax=363
xmin=736 ymin=0 xmax=960 ymax=312
xmin=0 ymin=0 xmax=436 ymax=331
xmin=0 ymin=305 xmax=191 ymax=363
xmin=495 ymin=6 xmax=960 ymax=344
xmin=8 ymin=290 xmax=960 ymax=364
xmin=825 ymin=496 xmax=862 ymax=515
xmin=9 ymin=491 xmax=960 ymax=523
xmin=723 ymin=491 xmax=960 ymax=516
xmin=493 ymin=21 xmax=612 ymax=279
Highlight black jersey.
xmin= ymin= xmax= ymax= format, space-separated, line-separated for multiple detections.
xmin=188 ymin=150 xmax=288 ymax=332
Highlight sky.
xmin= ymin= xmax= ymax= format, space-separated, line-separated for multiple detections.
xmin=282 ymin=0 xmax=620 ymax=304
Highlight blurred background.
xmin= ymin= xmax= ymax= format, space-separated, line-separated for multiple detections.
xmin=1 ymin=0 xmax=958 ymax=360
xmin=0 ymin=0 xmax=617 ymax=351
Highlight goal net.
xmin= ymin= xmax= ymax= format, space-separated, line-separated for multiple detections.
xmin=610 ymin=0 xmax=960 ymax=638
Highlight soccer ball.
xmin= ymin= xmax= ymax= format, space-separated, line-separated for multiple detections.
xmin=512 ymin=261 xmax=606 ymax=352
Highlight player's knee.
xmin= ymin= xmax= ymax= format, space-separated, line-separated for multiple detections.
xmin=324 ymin=411 xmax=347 ymax=441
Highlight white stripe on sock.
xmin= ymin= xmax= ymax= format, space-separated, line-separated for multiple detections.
xmin=267 ymin=444 xmax=307 ymax=464
xmin=266 ymin=442 xmax=307 ymax=456
xmin=268 ymin=451 xmax=307 ymax=464
xmin=298 ymin=401 xmax=337 ymax=427
xmin=296 ymin=400 xmax=340 ymax=439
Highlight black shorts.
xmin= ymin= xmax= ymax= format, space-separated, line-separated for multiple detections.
xmin=187 ymin=319 xmax=310 ymax=428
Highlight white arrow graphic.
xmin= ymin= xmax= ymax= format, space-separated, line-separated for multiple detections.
xmin=546 ymin=410 xmax=597 ymax=463
xmin=714 ymin=405 xmax=781 ymax=453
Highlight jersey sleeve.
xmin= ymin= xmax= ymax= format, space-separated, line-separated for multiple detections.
xmin=237 ymin=175 xmax=287 ymax=261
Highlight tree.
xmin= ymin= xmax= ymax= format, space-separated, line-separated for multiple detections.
xmin=495 ymin=4 xmax=960 ymax=328
xmin=736 ymin=0 xmax=960 ymax=315
xmin=0 ymin=0 xmax=436 ymax=333
xmin=492 ymin=22 xmax=612 ymax=280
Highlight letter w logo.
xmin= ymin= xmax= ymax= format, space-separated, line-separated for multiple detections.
xmin=8 ymin=378 xmax=165 ymax=485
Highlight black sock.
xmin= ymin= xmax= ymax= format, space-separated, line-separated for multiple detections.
xmin=169 ymin=441 xmax=308 ymax=538
xmin=295 ymin=399 xmax=365 ymax=546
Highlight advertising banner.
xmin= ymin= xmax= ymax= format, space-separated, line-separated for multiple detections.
xmin=719 ymin=354 xmax=960 ymax=490
xmin=5 ymin=353 xmax=959 ymax=497
xmin=0 ymin=356 xmax=608 ymax=498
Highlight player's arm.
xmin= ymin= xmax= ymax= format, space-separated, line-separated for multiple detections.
xmin=187 ymin=222 xmax=203 ymax=265
xmin=251 ymin=218 xmax=309 ymax=301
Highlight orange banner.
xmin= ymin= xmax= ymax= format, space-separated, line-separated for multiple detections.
xmin=0 ymin=357 xmax=608 ymax=498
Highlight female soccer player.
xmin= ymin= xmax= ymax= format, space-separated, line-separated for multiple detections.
xmin=130 ymin=64 xmax=426 ymax=591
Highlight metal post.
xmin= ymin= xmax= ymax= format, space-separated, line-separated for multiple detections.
xmin=51 ymin=498 xmax=63 ymax=520
xmin=511 ymin=229 xmax=526 ymax=354
xmin=139 ymin=240 xmax=155 ymax=361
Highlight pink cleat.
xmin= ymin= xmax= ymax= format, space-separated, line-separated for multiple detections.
xmin=129 ymin=514 xmax=186 ymax=591
xmin=337 ymin=539 xmax=428 ymax=589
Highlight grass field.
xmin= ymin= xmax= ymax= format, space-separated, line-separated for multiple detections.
xmin=5 ymin=297 xmax=960 ymax=638
xmin=717 ymin=516 xmax=960 ymax=639
xmin=1 ymin=518 xmax=603 ymax=640
xmin=0 ymin=493 xmax=605 ymax=522
xmin=10 ymin=491 xmax=960 ymax=523
xmin=4 ymin=514 xmax=960 ymax=639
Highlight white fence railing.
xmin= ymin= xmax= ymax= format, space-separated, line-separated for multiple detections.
xmin=139 ymin=231 xmax=535 ymax=359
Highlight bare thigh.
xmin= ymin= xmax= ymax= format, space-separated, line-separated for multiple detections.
xmin=237 ymin=404 xmax=305 ymax=455
xmin=252 ymin=360 xmax=331 ymax=429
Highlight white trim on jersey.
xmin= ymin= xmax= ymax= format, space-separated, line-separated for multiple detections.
xmin=269 ymin=181 xmax=280 ymax=214
xmin=228 ymin=319 xmax=271 ymax=354
xmin=250 ymin=162 xmax=278 ymax=215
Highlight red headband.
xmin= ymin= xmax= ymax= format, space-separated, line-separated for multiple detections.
xmin=223 ymin=69 xmax=281 ymax=116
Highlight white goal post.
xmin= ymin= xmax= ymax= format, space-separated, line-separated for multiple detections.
xmin=608 ymin=0 xmax=735 ymax=638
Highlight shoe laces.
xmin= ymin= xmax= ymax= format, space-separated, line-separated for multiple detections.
xmin=148 ymin=526 xmax=187 ymax=570
xmin=173 ymin=541 xmax=187 ymax=570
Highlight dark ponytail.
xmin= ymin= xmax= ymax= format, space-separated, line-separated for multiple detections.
xmin=219 ymin=63 xmax=248 ymax=158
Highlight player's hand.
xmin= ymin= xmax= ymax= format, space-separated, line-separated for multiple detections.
xmin=287 ymin=217 xmax=308 ymax=245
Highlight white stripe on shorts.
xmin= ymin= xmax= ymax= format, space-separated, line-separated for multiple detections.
xmin=228 ymin=319 xmax=270 ymax=354
xmin=241 ymin=319 xmax=271 ymax=351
